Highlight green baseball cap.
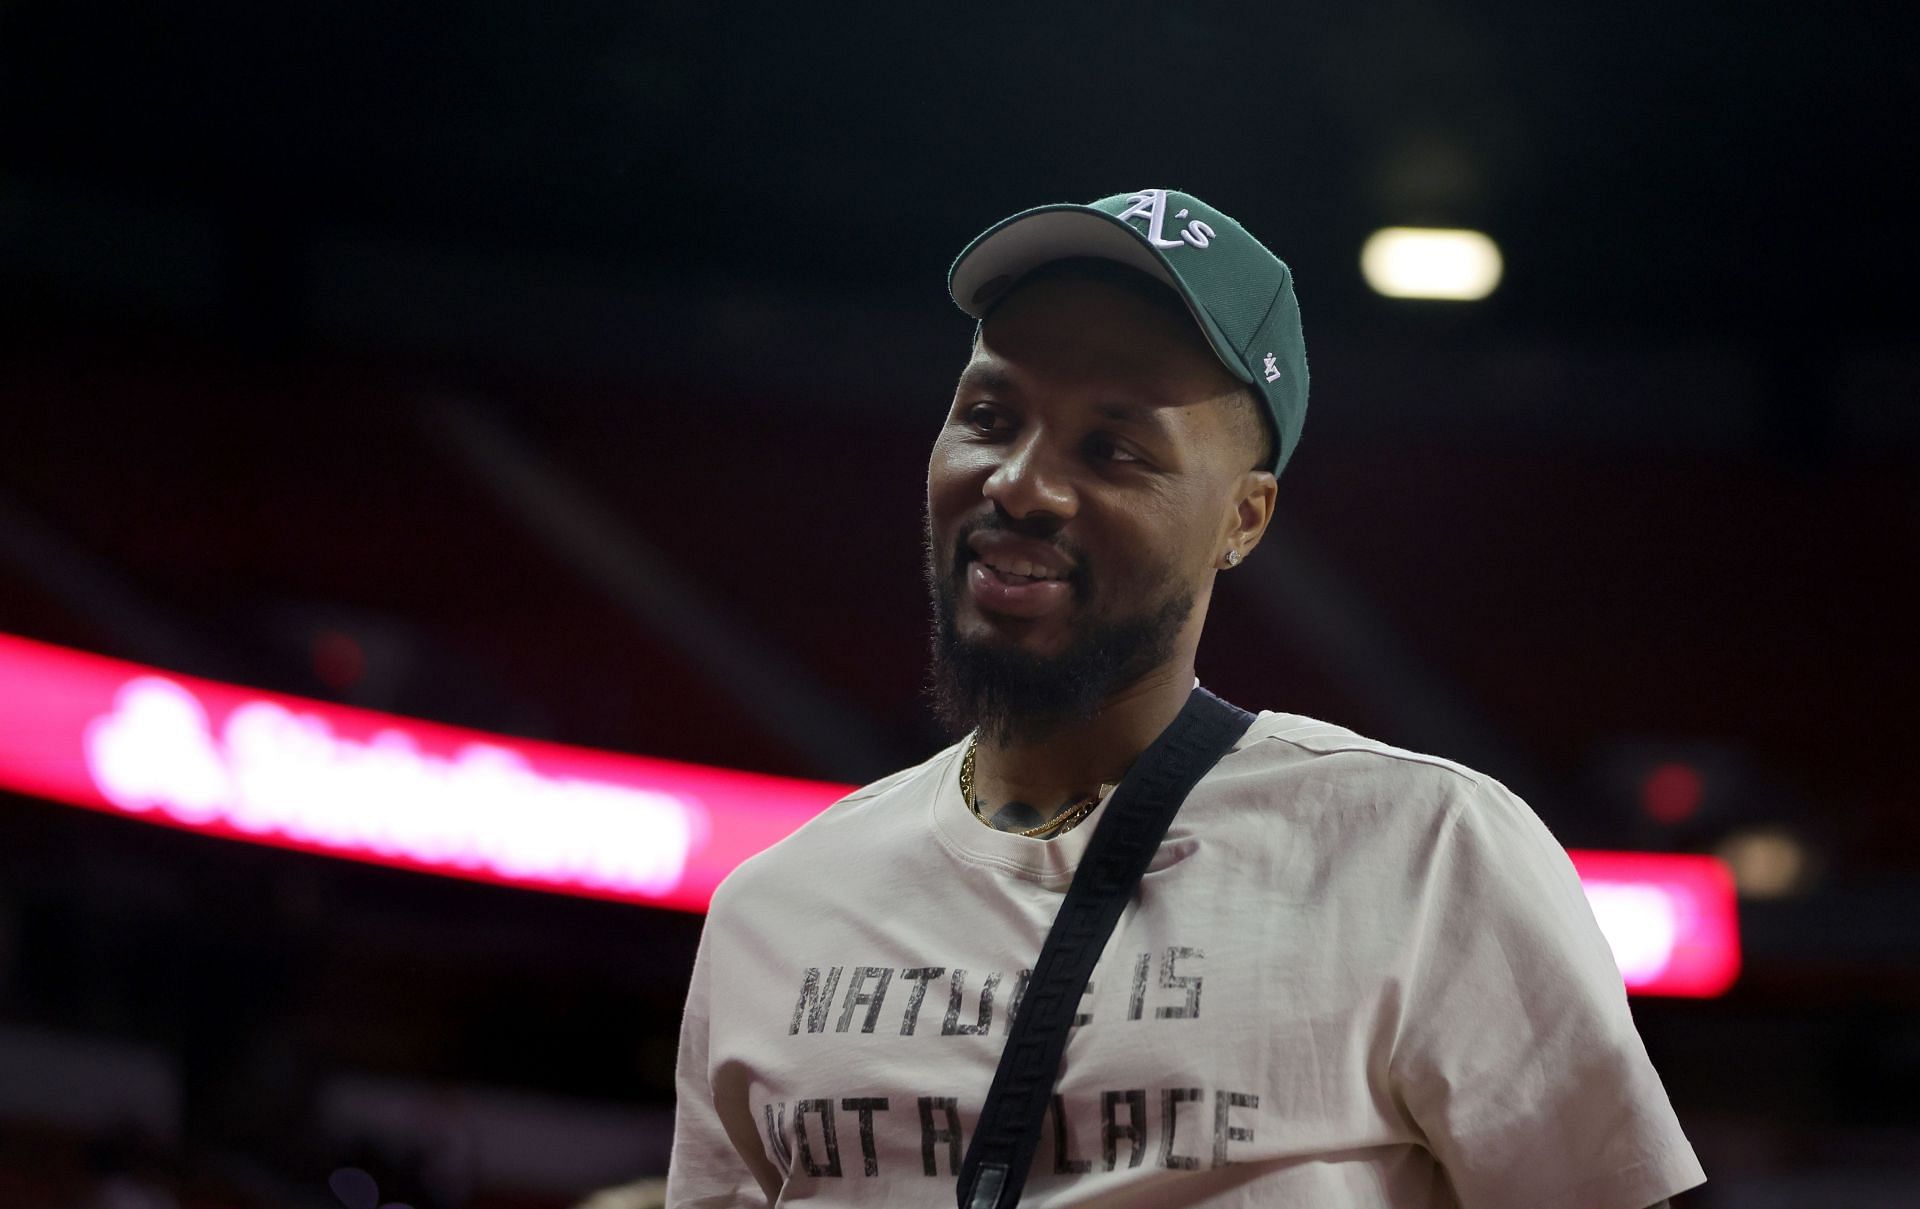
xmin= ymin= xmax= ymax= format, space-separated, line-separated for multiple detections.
xmin=948 ymin=188 xmax=1309 ymax=475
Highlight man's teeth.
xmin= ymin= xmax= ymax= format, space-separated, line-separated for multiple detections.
xmin=986 ymin=558 xmax=1061 ymax=581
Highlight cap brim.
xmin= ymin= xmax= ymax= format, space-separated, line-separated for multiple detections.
xmin=948 ymin=206 xmax=1255 ymax=387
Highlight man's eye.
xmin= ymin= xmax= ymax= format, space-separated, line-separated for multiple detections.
xmin=1086 ymin=434 xmax=1142 ymax=464
xmin=967 ymin=404 xmax=1009 ymax=433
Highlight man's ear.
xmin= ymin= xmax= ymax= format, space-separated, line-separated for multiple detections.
xmin=1225 ymin=469 xmax=1278 ymax=560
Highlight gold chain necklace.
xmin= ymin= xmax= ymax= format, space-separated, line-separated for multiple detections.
xmin=958 ymin=735 xmax=1116 ymax=840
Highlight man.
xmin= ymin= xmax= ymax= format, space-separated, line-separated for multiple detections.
xmin=667 ymin=189 xmax=1705 ymax=1208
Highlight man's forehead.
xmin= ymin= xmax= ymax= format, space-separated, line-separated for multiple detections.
xmin=955 ymin=358 xmax=1012 ymax=391
xmin=959 ymin=347 xmax=1163 ymax=399
xmin=956 ymin=347 xmax=1235 ymax=434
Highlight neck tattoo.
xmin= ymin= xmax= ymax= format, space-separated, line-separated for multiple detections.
xmin=957 ymin=734 xmax=1117 ymax=841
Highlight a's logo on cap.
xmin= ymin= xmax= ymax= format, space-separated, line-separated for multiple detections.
xmin=1262 ymin=353 xmax=1281 ymax=383
xmin=1114 ymin=189 xmax=1215 ymax=251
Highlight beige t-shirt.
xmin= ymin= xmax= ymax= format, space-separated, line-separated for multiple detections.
xmin=667 ymin=711 xmax=1706 ymax=1208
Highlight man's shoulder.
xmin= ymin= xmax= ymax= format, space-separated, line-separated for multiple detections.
xmin=828 ymin=741 xmax=965 ymax=811
xmin=1227 ymin=710 xmax=1563 ymax=868
xmin=708 ymin=741 xmax=961 ymax=909
xmin=1232 ymin=710 xmax=1494 ymax=794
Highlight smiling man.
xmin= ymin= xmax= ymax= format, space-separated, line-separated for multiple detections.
xmin=667 ymin=190 xmax=1705 ymax=1208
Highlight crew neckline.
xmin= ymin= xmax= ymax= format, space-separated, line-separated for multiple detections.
xmin=930 ymin=741 xmax=1111 ymax=887
xmin=926 ymin=689 xmax=1276 ymax=887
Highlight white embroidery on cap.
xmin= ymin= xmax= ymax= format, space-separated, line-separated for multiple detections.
xmin=1262 ymin=353 xmax=1281 ymax=383
xmin=1115 ymin=190 xmax=1215 ymax=251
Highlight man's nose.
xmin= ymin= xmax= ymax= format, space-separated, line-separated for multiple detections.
xmin=982 ymin=431 xmax=1077 ymax=521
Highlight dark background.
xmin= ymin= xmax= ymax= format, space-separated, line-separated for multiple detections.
xmin=1 ymin=3 xmax=1916 ymax=1206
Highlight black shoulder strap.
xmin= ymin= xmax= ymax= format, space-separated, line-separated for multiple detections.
xmin=956 ymin=686 xmax=1257 ymax=1209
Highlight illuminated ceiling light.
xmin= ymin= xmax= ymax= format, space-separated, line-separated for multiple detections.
xmin=1360 ymin=227 xmax=1504 ymax=300
xmin=1716 ymin=826 xmax=1810 ymax=899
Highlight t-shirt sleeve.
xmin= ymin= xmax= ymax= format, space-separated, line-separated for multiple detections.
xmin=667 ymin=917 xmax=781 ymax=1208
xmin=1390 ymin=777 xmax=1707 ymax=1209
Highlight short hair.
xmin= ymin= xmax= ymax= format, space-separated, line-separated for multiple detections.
xmin=980 ymin=257 xmax=1276 ymax=472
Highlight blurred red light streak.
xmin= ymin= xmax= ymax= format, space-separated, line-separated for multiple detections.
xmin=0 ymin=631 xmax=1738 ymax=995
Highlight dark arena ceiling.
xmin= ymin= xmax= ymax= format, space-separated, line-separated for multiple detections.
xmin=1 ymin=2 xmax=1912 ymax=332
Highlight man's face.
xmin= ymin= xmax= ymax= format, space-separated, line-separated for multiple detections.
xmin=924 ymin=271 xmax=1258 ymax=742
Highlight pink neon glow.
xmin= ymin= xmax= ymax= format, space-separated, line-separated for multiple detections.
xmin=85 ymin=677 xmax=706 ymax=897
xmin=1569 ymin=850 xmax=1742 ymax=998
xmin=0 ymin=631 xmax=1742 ymax=995
xmin=0 ymin=631 xmax=843 ymax=913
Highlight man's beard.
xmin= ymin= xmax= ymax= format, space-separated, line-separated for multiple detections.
xmin=923 ymin=513 xmax=1195 ymax=746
